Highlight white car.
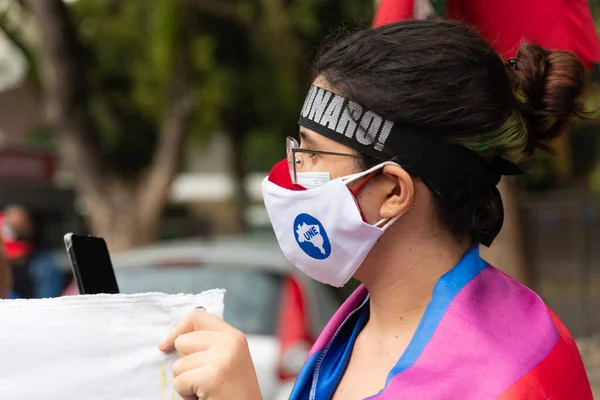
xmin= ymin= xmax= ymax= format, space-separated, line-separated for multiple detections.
xmin=61 ymin=235 xmax=341 ymax=400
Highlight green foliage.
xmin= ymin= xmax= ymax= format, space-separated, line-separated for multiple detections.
xmin=3 ymin=0 xmax=374 ymax=176
xmin=66 ymin=1 xmax=164 ymax=176
xmin=70 ymin=0 xmax=376 ymax=174
xmin=591 ymin=0 xmax=600 ymax=35
xmin=577 ymin=4 xmax=600 ymax=193
xmin=183 ymin=0 xmax=374 ymax=171
xmin=225 ymin=0 xmax=374 ymax=171
xmin=67 ymin=0 xmax=218 ymax=177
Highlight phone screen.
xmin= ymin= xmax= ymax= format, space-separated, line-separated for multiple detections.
xmin=66 ymin=234 xmax=120 ymax=295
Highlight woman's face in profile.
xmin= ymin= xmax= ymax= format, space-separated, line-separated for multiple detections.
xmin=295 ymin=126 xmax=360 ymax=179
xmin=296 ymin=78 xmax=416 ymax=226
xmin=295 ymin=123 xmax=390 ymax=227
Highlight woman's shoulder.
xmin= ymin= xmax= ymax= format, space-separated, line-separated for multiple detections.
xmin=494 ymin=298 xmax=593 ymax=399
xmin=465 ymin=264 xmax=567 ymax=351
xmin=379 ymin=263 xmax=592 ymax=398
xmin=463 ymin=264 xmax=592 ymax=397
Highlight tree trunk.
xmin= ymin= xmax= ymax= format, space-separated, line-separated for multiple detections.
xmin=23 ymin=0 xmax=194 ymax=252
xmin=222 ymin=105 xmax=250 ymax=234
xmin=80 ymin=179 xmax=155 ymax=251
xmin=229 ymin=131 xmax=249 ymax=233
xmin=480 ymin=176 xmax=529 ymax=284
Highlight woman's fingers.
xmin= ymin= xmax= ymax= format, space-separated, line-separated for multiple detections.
xmin=159 ymin=308 xmax=229 ymax=352
xmin=172 ymin=351 xmax=207 ymax=378
xmin=161 ymin=309 xmax=262 ymax=399
xmin=172 ymin=330 xmax=221 ymax=360
xmin=173 ymin=365 xmax=220 ymax=400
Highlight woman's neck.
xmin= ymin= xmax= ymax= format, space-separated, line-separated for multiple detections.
xmin=356 ymin=230 xmax=468 ymax=335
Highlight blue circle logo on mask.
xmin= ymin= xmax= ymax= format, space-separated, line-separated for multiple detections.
xmin=293 ymin=213 xmax=331 ymax=260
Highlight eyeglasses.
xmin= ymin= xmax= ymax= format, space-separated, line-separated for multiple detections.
xmin=286 ymin=136 xmax=362 ymax=185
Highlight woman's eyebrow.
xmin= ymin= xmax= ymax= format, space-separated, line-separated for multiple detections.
xmin=299 ymin=129 xmax=318 ymax=148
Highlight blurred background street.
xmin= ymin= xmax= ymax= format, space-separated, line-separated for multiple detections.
xmin=0 ymin=0 xmax=600 ymax=398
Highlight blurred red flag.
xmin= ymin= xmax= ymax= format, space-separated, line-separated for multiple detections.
xmin=373 ymin=0 xmax=600 ymax=69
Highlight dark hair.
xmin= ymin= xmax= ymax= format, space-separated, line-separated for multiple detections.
xmin=313 ymin=20 xmax=592 ymax=246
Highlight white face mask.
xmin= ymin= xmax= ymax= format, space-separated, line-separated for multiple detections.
xmin=295 ymin=171 xmax=331 ymax=190
xmin=261 ymin=160 xmax=403 ymax=287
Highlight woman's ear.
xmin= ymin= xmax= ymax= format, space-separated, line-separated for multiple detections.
xmin=379 ymin=164 xmax=414 ymax=219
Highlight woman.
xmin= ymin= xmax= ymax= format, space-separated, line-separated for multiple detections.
xmin=160 ymin=20 xmax=594 ymax=399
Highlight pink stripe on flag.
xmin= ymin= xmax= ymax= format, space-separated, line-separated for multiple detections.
xmin=375 ymin=266 xmax=559 ymax=399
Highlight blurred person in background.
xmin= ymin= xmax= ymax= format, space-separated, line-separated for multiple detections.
xmin=159 ymin=20 xmax=594 ymax=399
xmin=1 ymin=205 xmax=63 ymax=299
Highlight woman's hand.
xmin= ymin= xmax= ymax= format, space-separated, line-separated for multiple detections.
xmin=159 ymin=309 xmax=263 ymax=400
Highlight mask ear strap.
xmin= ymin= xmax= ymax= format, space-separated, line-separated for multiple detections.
xmin=346 ymin=160 xmax=405 ymax=229
xmin=350 ymin=171 xmax=377 ymax=197
xmin=373 ymin=212 xmax=404 ymax=230
xmin=342 ymin=161 xmax=400 ymax=185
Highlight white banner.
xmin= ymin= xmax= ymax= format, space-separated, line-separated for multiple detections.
xmin=0 ymin=290 xmax=225 ymax=400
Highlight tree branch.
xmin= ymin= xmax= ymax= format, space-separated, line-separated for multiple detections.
xmin=138 ymin=84 xmax=194 ymax=223
xmin=0 ymin=7 xmax=41 ymax=91
xmin=21 ymin=0 xmax=108 ymax=200
xmin=138 ymin=3 xmax=195 ymax=225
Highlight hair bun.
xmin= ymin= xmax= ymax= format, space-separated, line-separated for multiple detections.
xmin=511 ymin=43 xmax=589 ymax=156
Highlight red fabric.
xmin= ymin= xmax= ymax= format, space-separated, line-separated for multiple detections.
xmin=447 ymin=0 xmax=600 ymax=69
xmin=498 ymin=307 xmax=593 ymax=399
xmin=373 ymin=0 xmax=413 ymax=27
xmin=268 ymin=159 xmax=307 ymax=191
xmin=276 ymin=276 xmax=313 ymax=379
xmin=268 ymin=158 xmax=375 ymax=221
xmin=0 ymin=212 xmax=33 ymax=260
xmin=277 ymin=276 xmax=312 ymax=344
xmin=350 ymin=171 xmax=378 ymax=222
xmin=3 ymin=241 xmax=33 ymax=260
xmin=373 ymin=0 xmax=600 ymax=69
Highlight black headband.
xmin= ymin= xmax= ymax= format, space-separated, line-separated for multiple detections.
xmin=298 ymin=84 xmax=524 ymax=194
xmin=298 ymin=85 xmax=526 ymax=246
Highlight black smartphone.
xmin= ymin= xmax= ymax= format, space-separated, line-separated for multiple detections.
xmin=63 ymin=233 xmax=120 ymax=295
